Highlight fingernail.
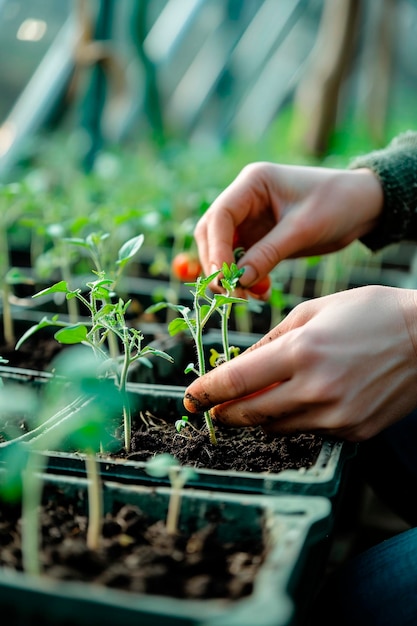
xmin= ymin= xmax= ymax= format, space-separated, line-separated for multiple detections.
xmin=239 ymin=265 xmax=257 ymax=287
xmin=210 ymin=407 xmax=221 ymax=422
xmin=184 ymin=392 xmax=205 ymax=413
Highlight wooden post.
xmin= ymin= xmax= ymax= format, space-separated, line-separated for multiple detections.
xmin=364 ymin=0 xmax=398 ymax=146
xmin=294 ymin=0 xmax=361 ymax=156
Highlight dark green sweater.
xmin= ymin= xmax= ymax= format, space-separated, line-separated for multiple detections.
xmin=349 ymin=131 xmax=417 ymax=251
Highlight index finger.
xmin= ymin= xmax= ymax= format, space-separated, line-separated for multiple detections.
xmin=183 ymin=334 xmax=294 ymax=413
xmin=194 ymin=169 xmax=263 ymax=278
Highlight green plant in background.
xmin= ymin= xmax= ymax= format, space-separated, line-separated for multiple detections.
xmin=0 ymin=183 xmax=41 ymax=345
xmin=145 ymin=453 xmax=197 ymax=535
xmin=147 ymin=263 xmax=246 ymax=445
xmin=63 ymin=232 xmax=145 ymax=349
xmin=0 ymin=347 xmax=122 ymax=573
xmin=15 ymin=235 xmax=174 ymax=452
xmin=268 ymin=281 xmax=288 ymax=329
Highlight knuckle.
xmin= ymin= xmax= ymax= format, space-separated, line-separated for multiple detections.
xmin=194 ymin=218 xmax=206 ymax=239
xmin=221 ymin=362 xmax=249 ymax=399
xmin=239 ymin=161 xmax=267 ymax=180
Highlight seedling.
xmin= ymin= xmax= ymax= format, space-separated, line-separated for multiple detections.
xmin=174 ymin=414 xmax=201 ymax=439
xmin=147 ymin=262 xmax=246 ymax=445
xmin=15 ymin=235 xmax=174 ymax=452
xmin=145 ymin=453 xmax=197 ymax=535
xmin=0 ymin=183 xmax=40 ymax=345
xmin=0 ymin=348 xmax=120 ymax=573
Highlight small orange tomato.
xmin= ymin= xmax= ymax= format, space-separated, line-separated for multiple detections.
xmin=171 ymin=252 xmax=202 ymax=282
xmin=248 ymin=275 xmax=272 ymax=296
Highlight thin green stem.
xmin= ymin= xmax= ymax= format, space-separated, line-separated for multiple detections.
xmin=221 ymin=302 xmax=232 ymax=362
xmin=0 ymin=226 xmax=14 ymax=345
xmin=194 ymin=290 xmax=217 ymax=445
xmin=21 ymin=452 xmax=47 ymax=576
xmin=119 ymin=328 xmax=132 ymax=452
xmin=85 ymin=452 xmax=103 ymax=551
xmin=166 ymin=467 xmax=187 ymax=535
xmin=60 ymin=240 xmax=79 ymax=324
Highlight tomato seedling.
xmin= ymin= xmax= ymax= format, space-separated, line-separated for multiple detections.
xmin=147 ymin=262 xmax=246 ymax=445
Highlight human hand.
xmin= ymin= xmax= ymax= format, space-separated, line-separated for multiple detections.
xmin=194 ymin=163 xmax=383 ymax=297
xmin=184 ymin=286 xmax=417 ymax=441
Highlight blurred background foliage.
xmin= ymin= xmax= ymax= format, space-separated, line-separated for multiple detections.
xmin=1 ymin=0 xmax=417 ymax=301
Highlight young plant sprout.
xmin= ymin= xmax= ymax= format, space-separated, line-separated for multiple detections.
xmin=15 ymin=235 xmax=174 ymax=453
xmin=0 ymin=183 xmax=40 ymax=346
xmin=174 ymin=414 xmax=201 ymax=439
xmin=64 ymin=232 xmax=146 ymax=358
xmin=145 ymin=453 xmax=197 ymax=535
xmin=147 ymin=262 xmax=246 ymax=445
xmin=0 ymin=348 xmax=120 ymax=573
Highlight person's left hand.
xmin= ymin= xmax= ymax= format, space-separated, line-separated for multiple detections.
xmin=184 ymin=285 xmax=417 ymax=441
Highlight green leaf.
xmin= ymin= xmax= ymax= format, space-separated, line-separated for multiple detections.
xmin=63 ymin=237 xmax=91 ymax=249
xmin=86 ymin=232 xmax=109 ymax=248
xmin=117 ymin=234 xmax=145 ymax=267
xmin=199 ymin=304 xmax=212 ymax=318
xmin=213 ymin=294 xmax=247 ymax=307
xmin=142 ymin=348 xmax=174 ymax=362
xmin=175 ymin=416 xmax=189 ymax=432
xmin=145 ymin=453 xmax=178 ymax=478
xmin=15 ymin=315 xmax=63 ymax=350
xmin=90 ymin=278 xmax=114 ymax=288
xmin=54 ymin=325 xmax=88 ymax=344
xmin=146 ymin=302 xmax=190 ymax=317
xmin=270 ymin=287 xmax=287 ymax=309
xmin=91 ymin=285 xmax=113 ymax=300
xmin=0 ymin=442 xmax=30 ymax=502
xmin=168 ymin=317 xmax=190 ymax=336
xmin=5 ymin=268 xmax=33 ymax=285
xmin=182 ymin=467 xmax=198 ymax=481
xmin=306 ymin=255 xmax=321 ymax=267
xmin=145 ymin=301 xmax=168 ymax=314
xmin=32 ymin=280 xmax=69 ymax=298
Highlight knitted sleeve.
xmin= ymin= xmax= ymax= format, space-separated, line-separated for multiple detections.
xmin=349 ymin=130 xmax=417 ymax=251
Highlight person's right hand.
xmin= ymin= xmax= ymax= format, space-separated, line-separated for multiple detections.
xmin=184 ymin=285 xmax=417 ymax=442
xmin=194 ymin=163 xmax=383 ymax=295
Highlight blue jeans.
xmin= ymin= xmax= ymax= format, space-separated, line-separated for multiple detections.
xmin=307 ymin=409 xmax=417 ymax=626
xmin=309 ymin=527 xmax=417 ymax=626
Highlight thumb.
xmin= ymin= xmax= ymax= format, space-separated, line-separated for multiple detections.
xmin=236 ymin=226 xmax=292 ymax=288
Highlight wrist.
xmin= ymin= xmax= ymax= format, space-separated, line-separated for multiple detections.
xmin=401 ymin=288 xmax=417 ymax=360
xmin=348 ymin=168 xmax=384 ymax=237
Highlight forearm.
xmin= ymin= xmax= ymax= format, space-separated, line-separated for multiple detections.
xmin=350 ymin=131 xmax=417 ymax=250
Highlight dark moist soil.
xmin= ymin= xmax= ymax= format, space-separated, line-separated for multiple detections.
xmin=0 ymin=335 xmax=64 ymax=371
xmin=0 ymin=485 xmax=265 ymax=600
xmin=123 ymin=413 xmax=324 ymax=474
xmin=0 ymin=335 xmax=325 ymax=473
